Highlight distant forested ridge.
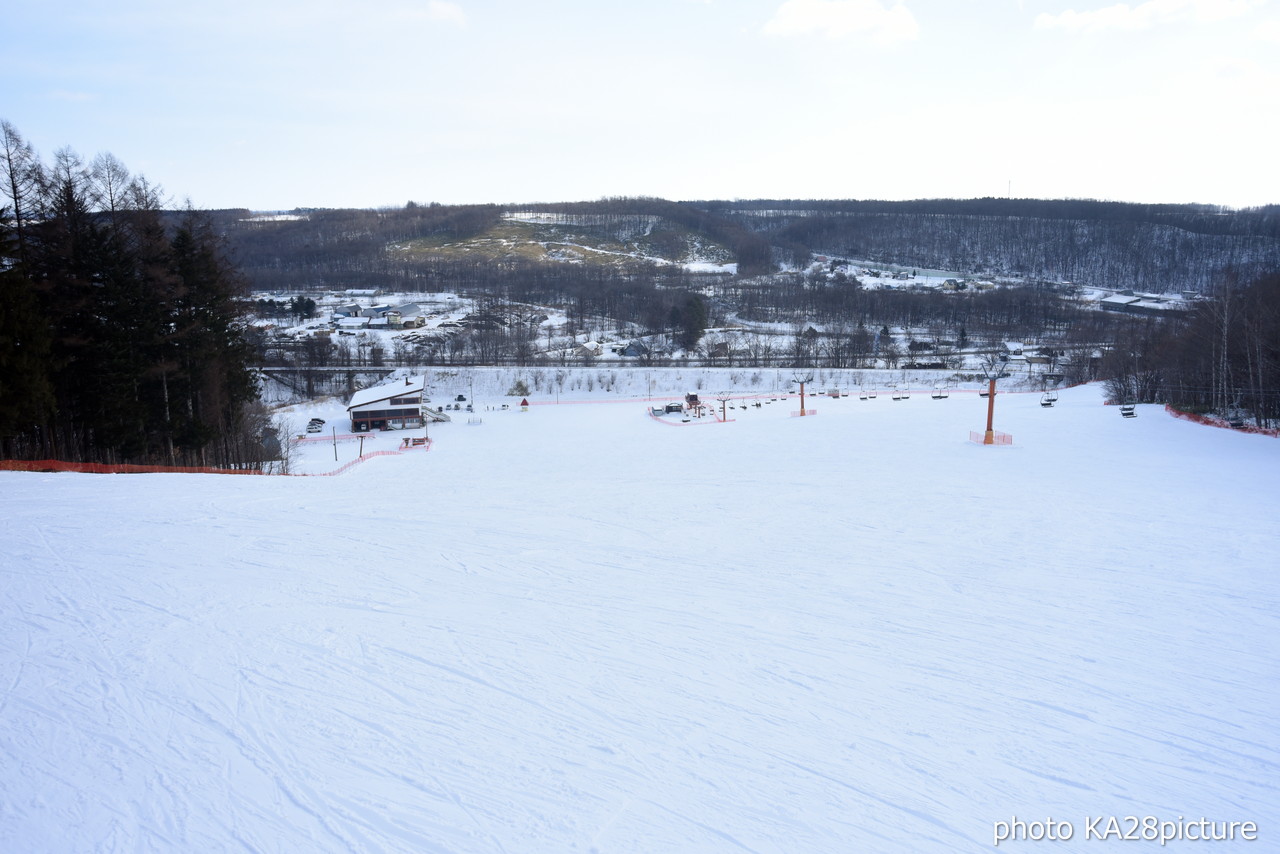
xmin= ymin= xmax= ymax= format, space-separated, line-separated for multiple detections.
xmin=705 ymin=198 xmax=1280 ymax=293
xmin=207 ymin=196 xmax=1279 ymax=296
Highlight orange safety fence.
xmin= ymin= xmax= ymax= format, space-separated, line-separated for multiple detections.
xmin=969 ymin=430 xmax=1013 ymax=445
xmin=296 ymin=449 xmax=406 ymax=477
xmin=1163 ymin=406 xmax=1279 ymax=437
xmin=1 ymin=438 xmax=434 ymax=477
xmin=0 ymin=459 xmax=264 ymax=475
xmin=285 ymin=437 xmax=435 ymax=476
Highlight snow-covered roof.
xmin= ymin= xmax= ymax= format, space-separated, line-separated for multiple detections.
xmin=347 ymin=377 xmax=426 ymax=410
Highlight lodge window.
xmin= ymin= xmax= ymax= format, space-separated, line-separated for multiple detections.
xmin=353 ymin=407 xmax=420 ymax=419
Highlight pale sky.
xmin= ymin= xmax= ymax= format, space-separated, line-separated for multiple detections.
xmin=4 ymin=0 xmax=1277 ymax=210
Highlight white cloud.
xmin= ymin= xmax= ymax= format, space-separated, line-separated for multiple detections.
xmin=762 ymin=0 xmax=919 ymax=45
xmin=1256 ymin=17 xmax=1280 ymax=39
xmin=425 ymin=1 xmax=467 ymax=27
xmin=1035 ymin=0 xmax=1267 ymax=32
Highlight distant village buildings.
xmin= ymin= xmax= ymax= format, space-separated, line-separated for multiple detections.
xmin=1098 ymin=290 xmax=1192 ymax=317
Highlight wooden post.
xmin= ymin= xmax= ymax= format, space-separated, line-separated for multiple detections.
xmin=984 ymin=377 xmax=997 ymax=444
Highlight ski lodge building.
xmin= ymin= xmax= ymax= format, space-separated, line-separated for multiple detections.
xmin=347 ymin=377 xmax=427 ymax=432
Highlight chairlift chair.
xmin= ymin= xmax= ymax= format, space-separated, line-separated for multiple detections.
xmin=858 ymin=387 xmax=868 ymax=400
xmin=931 ymin=384 xmax=949 ymax=400
xmin=1120 ymin=403 xmax=1137 ymax=418
xmin=1227 ymin=396 xmax=1246 ymax=428
xmin=1040 ymin=391 xmax=1058 ymax=407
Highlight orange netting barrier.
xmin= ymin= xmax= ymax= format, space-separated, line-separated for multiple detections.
xmin=1 ymin=438 xmax=434 ymax=477
xmin=296 ymin=449 xmax=407 ymax=477
xmin=0 ymin=459 xmax=264 ymax=475
xmin=1163 ymin=406 xmax=1279 ymax=437
xmin=969 ymin=430 xmax=1013 ymax=445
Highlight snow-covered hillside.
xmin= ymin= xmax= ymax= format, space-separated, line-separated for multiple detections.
xmin=2 ymin=383 xmax=1276 ymax=852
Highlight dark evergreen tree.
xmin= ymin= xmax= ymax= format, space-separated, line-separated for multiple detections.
xmin=0 ymin=209 xmax=55 ymax=456
xmin=0 ymin=122 xmax=263 ymax=466
xmin=166 ymin=212 xmax=258 ymax=465
xmin=671 ymin=294 xmax=708 ymax=351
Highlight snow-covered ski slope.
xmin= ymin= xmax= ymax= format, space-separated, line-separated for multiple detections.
xmin=2 ymin=383 xmax=1276 ymax=853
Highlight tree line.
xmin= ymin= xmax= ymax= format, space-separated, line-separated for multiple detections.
xmin=1103 ymin=272 xmax=1280 ymax=427
xmin=1 ymin=121 xmax=263 ymax=466
xmin=726 ymin=206 xmax=1279 ymax=294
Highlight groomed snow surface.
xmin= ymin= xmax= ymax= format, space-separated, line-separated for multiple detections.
xmin=2 ymin=381 xmax=1276 ymax=853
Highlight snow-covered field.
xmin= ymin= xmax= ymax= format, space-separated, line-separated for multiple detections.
xmin=2 ymin=382 xmax=1276 ymax=852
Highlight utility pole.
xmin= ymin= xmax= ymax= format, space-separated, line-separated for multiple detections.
xmin=792 ymin=371 xmax=814 ymax=417
xmin=979 ymin=353 xmax=1007 ymax=444
xmin=715 ymin=391 xmax=732 ymax=422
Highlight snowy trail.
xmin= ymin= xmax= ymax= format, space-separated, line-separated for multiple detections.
xmin=1 ymin=384 xmax=1277 ymax=852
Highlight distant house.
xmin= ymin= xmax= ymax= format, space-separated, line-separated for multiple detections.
xmin=336 ymin=316 xmax=371 ymax=331
xmin=463 ymin=312 xmax=506 ymax=330
xmin=1100 ymin=290 xmax=1189 ymax=317
xmin=619 ymin=340 xmax=650 ymax=358
xmin=347 ymin=376 xmax=427 ymax=432
xmin=574 ymin=341 xmax=603 ymax=358
xmin=1100 ymin=293 xmax=1142 ymax=312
